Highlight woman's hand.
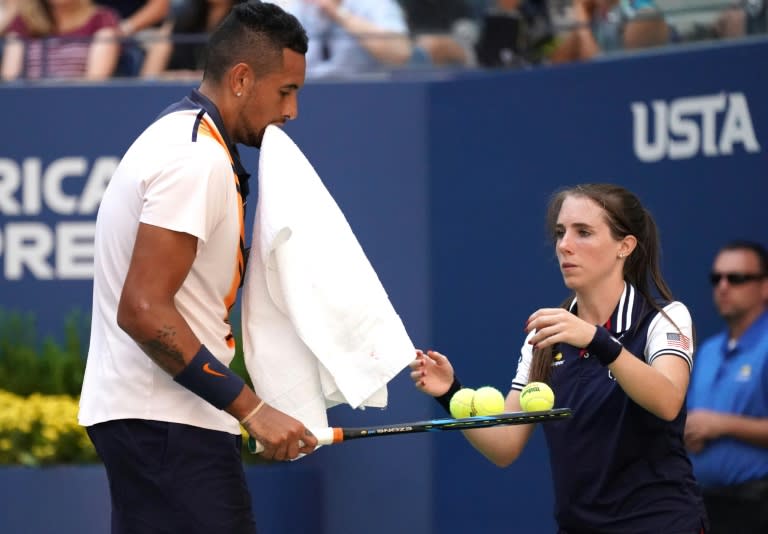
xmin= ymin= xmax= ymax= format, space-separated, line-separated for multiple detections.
xmin=409 ymin=349 xmax=455 ymax=397
xmin=525 ymin=308 xmax=597 ymax=350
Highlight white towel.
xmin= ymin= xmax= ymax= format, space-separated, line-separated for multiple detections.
xmin=241 ymin=125 xmax=415 ymax=431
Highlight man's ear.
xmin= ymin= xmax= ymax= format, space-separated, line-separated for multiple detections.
xmin=229 ymin=62 xmax=252 ymax=97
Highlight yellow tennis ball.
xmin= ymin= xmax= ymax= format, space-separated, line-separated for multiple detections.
xmin=472 ymin=386 xmax=506 ymax=416
xmin=449 ymin=388 xmax=476 ymax=418
xmin=520 ymin=382 xmax=555 ymax=412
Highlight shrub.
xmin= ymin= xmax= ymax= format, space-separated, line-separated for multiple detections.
xmin=0 ymin=308 xmax=259 ymax=464
xmin=0 ymin=309 xmax=87 ymax=396
xmin=0 ymin=390 xmax=98 ymax=465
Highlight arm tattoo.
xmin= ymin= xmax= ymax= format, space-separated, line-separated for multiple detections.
xmin=139 ymin=325 xmax=186 ymax=375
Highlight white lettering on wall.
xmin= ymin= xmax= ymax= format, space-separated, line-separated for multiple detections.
xmin=56 ymin=222 xmax=96 ymax=279
xmin=0 ymin=222 xmax=97 ymax=280
xmin=0 ymin=156 xmax=117 ymax=280
xmin=632 ymin=92 xmax=761 ymax=162
xmin=0 ymin=156 xmax=118 ymax=215
xmin=4 ymin=223 xmax=54 ymax=280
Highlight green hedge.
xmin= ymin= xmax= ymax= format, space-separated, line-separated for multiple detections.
xmin=0 ymin=310 xmax=87 ymax=396
xmin=0 ymin=308 xmax=253 ymax=395
xmin=0 ymin=309 xmax=260 ymax=464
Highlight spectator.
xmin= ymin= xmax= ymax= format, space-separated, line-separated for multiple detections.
xmin=95 ymin=0 xmax=171 ymax=76
xmin=550 ymin=0 xmax=671 ymax=64
xmin=474 ymin=0 xmax=555 ymax=68
xmin=0 ymin=0 xmax=17 ymax=69
xmin=715 ymin=1 xmax=766 ymax=39
xmin=0 ymin=0 xmax=18 ymax=34
xmin=95 ymin=0 xmax=170 ymax=36
xmin=141 ymin=0 xmax=244 ymax=79
xmin=1 ymin=0 xmax=120 ymax=81
xmin=399 ymin=0 xmax=472 ymax=33
xmin=399 ymin=0 xmax=477 ymax=67
xmin=288 ymin=0 xmax=412 ymax=78
xmin=685 ymin=241 xmax=768 ymax=534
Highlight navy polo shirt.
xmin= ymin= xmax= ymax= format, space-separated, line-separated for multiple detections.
xmin=512 ymin=283 xmax=706 ymax=533
xmin=687 ymin=310 xmax=768 ymax=488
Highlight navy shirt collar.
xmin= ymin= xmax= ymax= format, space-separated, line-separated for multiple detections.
xmin=568 ymin=282 xmax=646 ymax=335
xmin=159 ymin=89 xmax=251 ymax=199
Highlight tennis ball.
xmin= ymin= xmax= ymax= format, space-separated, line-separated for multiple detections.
xmin=472 ymin=386 xmax=506 ymax=416
xmin=449 ymin=388 xmax=476 ymax=418
xmin=520 ymin=382 xmax=555 ymax=412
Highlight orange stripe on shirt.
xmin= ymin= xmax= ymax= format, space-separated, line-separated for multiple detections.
xmin=197 ymin=117 xmax=246 ymax=349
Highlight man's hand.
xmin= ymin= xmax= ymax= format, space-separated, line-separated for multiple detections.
xmin=242 ymin=404 xmax=318 ymax=461
xmin=684 ymin=409 xmax=724 ymax=453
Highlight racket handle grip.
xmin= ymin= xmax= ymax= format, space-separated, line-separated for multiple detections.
xmin=247 ymin=427 xmax=337 ymax=454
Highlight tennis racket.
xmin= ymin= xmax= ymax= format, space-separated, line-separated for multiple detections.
xmin=248 ymin=407 xmax=572 ymax=453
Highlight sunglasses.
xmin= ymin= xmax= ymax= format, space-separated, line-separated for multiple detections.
xmin=709 ymin=272 xmax=766 ymax=286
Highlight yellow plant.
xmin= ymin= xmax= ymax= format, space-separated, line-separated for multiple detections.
xmin=0 ymin=390 xmax=259 ymax=465
xmin=0 ymin=390 xmax=98 ymax=465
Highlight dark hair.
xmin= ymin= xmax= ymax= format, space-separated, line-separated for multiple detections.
xmin=718 ymin=240 xmax=768 ymax=275
xmin=203 ymin=1 xmax=308 ymax=83
xmin=529 ymin=183 xmax=677 ymax=383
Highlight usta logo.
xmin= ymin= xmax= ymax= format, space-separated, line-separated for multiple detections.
xmin=632 ymin=92 xmax=760 ymax=162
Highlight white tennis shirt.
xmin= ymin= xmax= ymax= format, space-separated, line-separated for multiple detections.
xmin=79 ymin=99 xmax=245 ymax=435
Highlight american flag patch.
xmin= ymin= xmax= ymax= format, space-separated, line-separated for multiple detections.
xmin=666 ymin=332 xmax=691 ymax=350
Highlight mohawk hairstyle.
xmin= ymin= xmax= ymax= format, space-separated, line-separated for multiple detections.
xmin=203 ymin=1 xmax=308 ymax=82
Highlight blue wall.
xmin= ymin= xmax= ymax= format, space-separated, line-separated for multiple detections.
xmin=0 ymin=464 xmax=324 ymax=533
xmin=426 ymin=38 xmax=767 ymax=533
xmin=0 ymin=37 xmax=766 ymax=533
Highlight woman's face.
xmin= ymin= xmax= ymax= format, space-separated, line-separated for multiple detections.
xmin=554 ymin=195 xmax=624 ymax=291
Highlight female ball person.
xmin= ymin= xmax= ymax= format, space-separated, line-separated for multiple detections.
xmin=411 ymin=183 xmax=708 ymax=533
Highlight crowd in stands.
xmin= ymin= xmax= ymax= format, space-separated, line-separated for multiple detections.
xmin=0 ymin=0 xmax=764 ymax=82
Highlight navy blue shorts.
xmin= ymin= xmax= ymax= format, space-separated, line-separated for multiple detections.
xmin=87 ymin=419 xmax=257 ymax=534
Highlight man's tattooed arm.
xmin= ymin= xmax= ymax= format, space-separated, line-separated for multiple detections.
xmin=139 ymin=325 xmax=187 ymax=375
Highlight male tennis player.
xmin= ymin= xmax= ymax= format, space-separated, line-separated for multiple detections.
xmin=79 ymin=3 xmax=317 ymax=532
